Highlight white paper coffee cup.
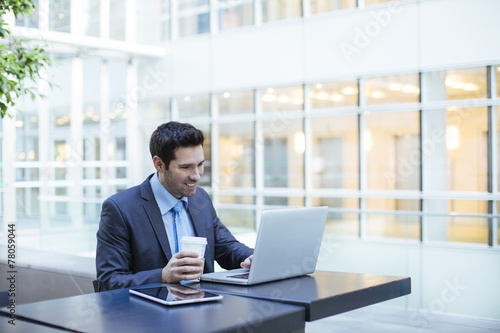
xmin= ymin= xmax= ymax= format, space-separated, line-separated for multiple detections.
xmin=180 ymin=236 xmax=207 ymax=259
xmin=180 ymin=236 xmax=207 ymax=282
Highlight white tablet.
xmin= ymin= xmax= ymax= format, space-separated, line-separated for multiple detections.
xmin=129 ymin=285 xmax=223 ymax=306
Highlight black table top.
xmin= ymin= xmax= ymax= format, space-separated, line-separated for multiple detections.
xmin=0 ymin=314 xmax=68 ymax=333
xmin=197 ymin=270 xmax=411 ymax=321
xmin=0 ymin=285 xmax=305 ymax=333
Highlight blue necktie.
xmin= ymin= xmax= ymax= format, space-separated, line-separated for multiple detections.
xmin=172 ymin=201 xmax=183 ymax=253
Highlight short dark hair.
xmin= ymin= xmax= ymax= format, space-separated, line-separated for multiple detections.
xmin=150 ymin=121 xmax=204 ymax=169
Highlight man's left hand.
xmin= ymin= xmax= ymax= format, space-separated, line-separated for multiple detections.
xmin=240 ymin=255 xmax=253 ymax=269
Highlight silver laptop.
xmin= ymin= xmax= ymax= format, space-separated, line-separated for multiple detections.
xmin=201 ymin=206 xmax=328 ymax=285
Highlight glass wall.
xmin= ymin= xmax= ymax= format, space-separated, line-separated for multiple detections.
xmin=49 ymin=0 xmax=71 ymax=33
xmin=310 ymin=0 xmax=356 ymax=14
xmin=261 ymin=0 xmax=302 ymax=23
xmin=178 ymin=0 xmax=210 ymax=37
xmin=218 ymin=0 xmax=253 ymax=30
xmin=218 ymin=122 xmax=255 ymax=189
xmin=110 ymin=0 xmax=126 ymax=40
xmin=311 ymin=114 xmax=359 ymax=190
xmin=309 ymin=81 xmax=358 ymax=109
xmin=82 ymin=0 xmax=100 ymax=37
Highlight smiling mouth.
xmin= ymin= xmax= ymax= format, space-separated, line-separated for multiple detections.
xmin=186 ymin=183 xmax=196 ymax=187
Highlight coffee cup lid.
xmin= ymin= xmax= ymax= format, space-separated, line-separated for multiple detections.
xmin=181 ymin=236 xmax=207 ymax=244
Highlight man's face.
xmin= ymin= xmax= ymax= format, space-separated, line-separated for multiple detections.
xmin=158 ymin=145 xmax=205 ymax=199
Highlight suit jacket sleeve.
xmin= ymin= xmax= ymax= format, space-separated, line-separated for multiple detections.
xmin=96 ymin=196 xmax=163 ymax=291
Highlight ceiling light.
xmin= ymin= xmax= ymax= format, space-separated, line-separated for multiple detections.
xmin=446 ymin=126 xmax=459 ymax=150
xmin=464 ymin=83 xmax=478 ymax=91
xmin=266 ymin=88 xmax=274 ymax=94
xmin=223 ymin=92 xmax=230 ymax=98
xmin=452 ymin=81 xmax=464 ymax=89
xmin=262 ymin=94 xmax=276 ymax=102
xmin=343 ymin=87 xmax=356 ymax=95
xmin=330 ymin=94 xmax=343 ymax=102
xmin=402 ymin=85 xmax=416 ymax=93
xmin=316 ymin=92 xmax=329 ymax=100
xmin=389 ymin=83 xmax=401 ymax=91
xmin=315 ymin=83 xmax=322 ymax=89
xmin=294 ymin=132 xmax=305 ymax=154
xmin=371 ymin=91 xmax=384 ymax=99
xmin=278 ymin=95 xmax=289 ymax=103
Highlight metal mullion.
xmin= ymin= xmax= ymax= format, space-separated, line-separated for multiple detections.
xmin=358 ymin=77 xmax=366 ymax=239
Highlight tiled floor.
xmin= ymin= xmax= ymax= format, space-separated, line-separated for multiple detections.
xmin=305 ymin=304 xmax=500 ymax=333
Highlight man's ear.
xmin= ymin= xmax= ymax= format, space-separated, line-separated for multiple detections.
xmin=152 ymin=156 xmax=164 ymax=172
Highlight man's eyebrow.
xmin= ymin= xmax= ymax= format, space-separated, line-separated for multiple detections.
xmin=179 ymin=160 xmax=204 ymax=167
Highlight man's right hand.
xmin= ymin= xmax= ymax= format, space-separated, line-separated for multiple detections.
xmin=161 ymin=251 xmax=204 ymax=283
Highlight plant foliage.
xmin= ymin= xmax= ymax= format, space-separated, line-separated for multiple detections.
xmin=0 ymin=0 xmax=51 ymax=118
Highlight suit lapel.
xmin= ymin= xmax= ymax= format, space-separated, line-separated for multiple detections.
xmin=140 ymin=176 xmax=173 ymax=261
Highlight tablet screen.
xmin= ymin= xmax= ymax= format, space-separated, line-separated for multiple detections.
xmin=129 ymin=285 xmax=223 ymax=306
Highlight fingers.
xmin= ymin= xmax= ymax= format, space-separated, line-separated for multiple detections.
xmin=162 ymin=252 xmax=205 ymax=283
xmin=240 ymin=255 xmax=253 ymax=269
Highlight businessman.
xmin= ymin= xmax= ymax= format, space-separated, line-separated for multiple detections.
xmin=96 ymin=121 xmax=253 ymax=291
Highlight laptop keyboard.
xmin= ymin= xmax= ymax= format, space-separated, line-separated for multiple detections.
xmin=227 ymin=272 xmax=249 ymax=279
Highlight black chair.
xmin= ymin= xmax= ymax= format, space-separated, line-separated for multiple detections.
xmin=93 ymin=280 xmax=99 ymax=293
xmin=0 ymin=291 xmax=9 ymax=307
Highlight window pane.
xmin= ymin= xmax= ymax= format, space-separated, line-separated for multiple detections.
xmin=366 ymin=0 xmax=399 ymax=5
xmin=262 ymin=118 xmax=304 ymax=188
xmin=218 ymin=208 xmax=254 ymax=233
xmin=218 ymin=0 xmax=253 ymax=30
xmin=49 ymin=0 xmax=70 ymax=32
xmin=177 ymin=95 xmax=210 ymax=118
xmin=83 ymin=186 xmax=101 ymax=224
xmin=428 ymin=200 xmax=488 ymax=244
xmin=219 ymin=195 xmax=254 ymax=205
xmin=49 ymin=56 xmax=72 ymax=181
xmin=260 ymin=86 xmax=303 ymax=113
xmin=141 ymin=99 xmax=171 ymax=123
xmin=366 ymin=111 xmax=420 ymax=191
xmin=262 ymin=0 xmax=302 ymax=23
xmin=217 ymin=91 xmax=254 ymax=116
xmin=314 ymin=197 xmax=359 ymax=237
xmin=366 ymin=212 xmax=420 ymax=240
xmin=311 ymin=0 xmax=356 ymax=14
xmin=447 ymin=107 xmax=488 ymax=191
xmin=15 ymin=97 xmax=39 ymax=163
xmin=178 ymin=0 xmax=210 ymax=37
xmin=83 ymin=0 xmax=100 ymax=37
xmin=311 ymin=114 xmax=359 ymax=189
xmin=309 ymin=81 xmax=358 ymax=109
xmin=365 ymin=74 xmax=420 ymax=105
xmin=366 ymin=198 xmax=421 ymax=241
xmin=422 ymin=67 xmax=487 ymax=102
xmin=110 ymin=0 xmax=126 ymax=40
xmin=16 ymin=187 xmax=41 ymax=231
xmin=83 ymin=58 xmax=101 ymax=164
xmin=218 ymin=122 xmax=254 ymax=188
xmin=264 ymin=196 xmax=304 ymax=206
xmin=138 ymin=0 xmax=168 ymax=44
xmin=497 ymin=66 xmax=500 ymax=97
xmin=16 ymin=0 xmax=39 ymax=28
xmin=498 ymin=107 xmax=500 ymax=191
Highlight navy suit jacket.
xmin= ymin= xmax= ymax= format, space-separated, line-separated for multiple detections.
xmin=96 ymin=174 xmax=253 ymax=291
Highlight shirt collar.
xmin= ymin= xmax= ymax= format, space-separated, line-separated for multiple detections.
xmin=150 ymin=173 xmax=188 ymax=215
